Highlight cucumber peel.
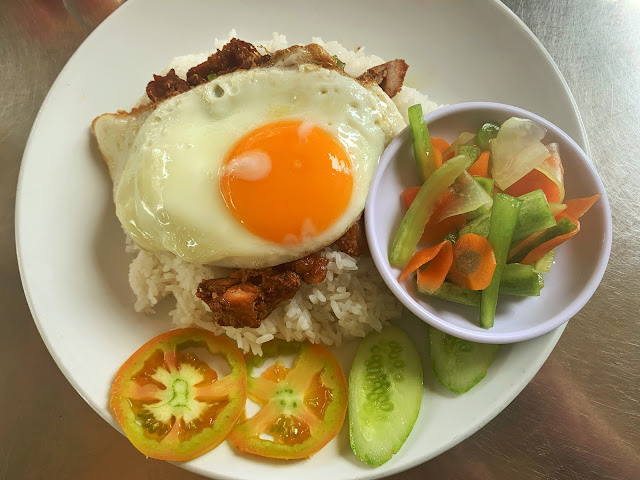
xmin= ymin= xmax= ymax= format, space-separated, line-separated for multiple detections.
xmin=509 ymin=217 xmax=577 ymax=263
xmin=428 ymin=326 xmax=499 ymax=394
xmin=349 ymin=326 xmax=423 ymax=467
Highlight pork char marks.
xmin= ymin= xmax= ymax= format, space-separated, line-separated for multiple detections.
xmin=196 ymin=253 xmax=328 ymax=328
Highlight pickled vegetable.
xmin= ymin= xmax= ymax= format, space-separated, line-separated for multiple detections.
xmin=476 ymin=122 xmax=500 ymax=150
xmin=389 ymin=155 xmax=472 ymax=267
xmin=480 ymin=194 xmax=522 ymax=328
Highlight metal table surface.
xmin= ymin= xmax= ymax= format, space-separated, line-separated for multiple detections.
xmin=1 ymin=1 xmax=638 ymax=479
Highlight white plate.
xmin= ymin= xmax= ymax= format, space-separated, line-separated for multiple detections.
xmin=16 ymin=0 xmax=587 ymax=479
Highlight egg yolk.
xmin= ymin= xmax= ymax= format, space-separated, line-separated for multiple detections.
xmin=220 ymin=120 xmax=353 ymax=244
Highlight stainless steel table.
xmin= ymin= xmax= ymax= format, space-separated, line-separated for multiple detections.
xmin=1 ymin=1 xmax=638 ymax=478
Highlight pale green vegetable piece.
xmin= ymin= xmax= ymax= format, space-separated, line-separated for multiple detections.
xmin=490 ymin=117 xmax=550 ymax=190
xmin=389 ymin=155 xmax=472 ymax=267
xmin=437 ymin=171 xmax=494 ymax=221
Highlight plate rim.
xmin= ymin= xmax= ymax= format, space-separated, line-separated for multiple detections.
xmin=15 ymin=0 xmax=588 ymax=478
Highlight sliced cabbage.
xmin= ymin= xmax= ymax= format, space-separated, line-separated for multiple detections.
xmin=535 ymin=143 xmax=565 ymax=202
xmin=437 ymin=171 xmax=493 ymax=221
xmin=490 ymin=117 xmax=549 ymax=190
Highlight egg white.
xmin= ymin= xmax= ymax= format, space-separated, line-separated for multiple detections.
xmin=93 ymin=64 xmax=405 ymax=268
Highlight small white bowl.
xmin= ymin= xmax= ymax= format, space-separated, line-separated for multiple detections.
xmin=365 ymin=102 xmax=612 ymax=343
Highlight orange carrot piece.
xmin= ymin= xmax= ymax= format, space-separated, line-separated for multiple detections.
xmin=557 ymin=194 xmax=601 ymax=222
xmin=505 ymin=169 xmax=563 ymax=203
xmin=521 ymin=223 xmax=581 ymax=265
xmin=416 ymin=241 xmax=454 ymax=293
xmin=446 ymin=233 xmax=497 ymax=290
xmin=443 ymin=150 xmax=456 ymax=162
xmin=401 ymin=186 xmax=421 ymax=210
xmin=431 ymin=137 xmax=450 ymax=154
xmin=468 ymin=150 xmax=490 ymax=177
xmin=433 ymin=147 xmax=443 ymax=169
xmin=398 ymin=240 xmax=450 ymax=282
xmin=420 ymin=214 xmax=466 ymax=244
xmin=508 ymin=231 xmax=542 ymax=260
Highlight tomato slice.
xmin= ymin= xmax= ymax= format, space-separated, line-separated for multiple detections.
xmin=110 ymin=328 xmax=247 ymax=461
xmin=229 ymin=340 xmax=348 ymax=459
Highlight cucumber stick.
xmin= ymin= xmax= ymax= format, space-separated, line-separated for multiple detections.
xmin=428 ymin=326 xmax=499 ymax=394
xmin=349 ymin=326 xmax=423 ymax=466
xmin=480 ymin=194 xmax=522 ymax=328
xmin=408 ymin=104 xmax=437 ymax=182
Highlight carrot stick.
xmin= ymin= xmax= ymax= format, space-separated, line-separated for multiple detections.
xmin=468 ymin=150 xmax=490 ymax=177
xmin=557 ymin=194 xmax=601 ymax=222
xmin=402 ymin=186 xmax=421 ymax=210
xmin=521 ymin=223 xmax=580 ymax=265
xmin=416 ymin=241 xmax=454 ymax=293
xmin=431 ymin=137 xmax=450 ymax=154
xmin=398 ymin=240 xmax=451 ymax=282
xmin=421 ymin=214 xmax=466 ymax=244
xmin=447 ymin=233 xmax=497 ymax=290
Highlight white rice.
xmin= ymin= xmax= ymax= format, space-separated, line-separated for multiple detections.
xmin=128 ymin=32 xmax=442 ymax=355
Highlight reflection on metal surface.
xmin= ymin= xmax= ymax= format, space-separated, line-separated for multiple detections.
xmin=63 ymin=0 xmax=125 ymax=31
xmin=1 ymin=0 xmax=638 ymax=479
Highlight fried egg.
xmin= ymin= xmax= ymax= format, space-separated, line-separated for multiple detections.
xmin=93 ymin=62 xmax=405 ymax=268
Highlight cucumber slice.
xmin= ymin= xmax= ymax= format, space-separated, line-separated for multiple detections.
xmin=428 ymin=326 xmax=499 ymax=394
xmin=349 ymin=326 xmax=423 ymax=466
